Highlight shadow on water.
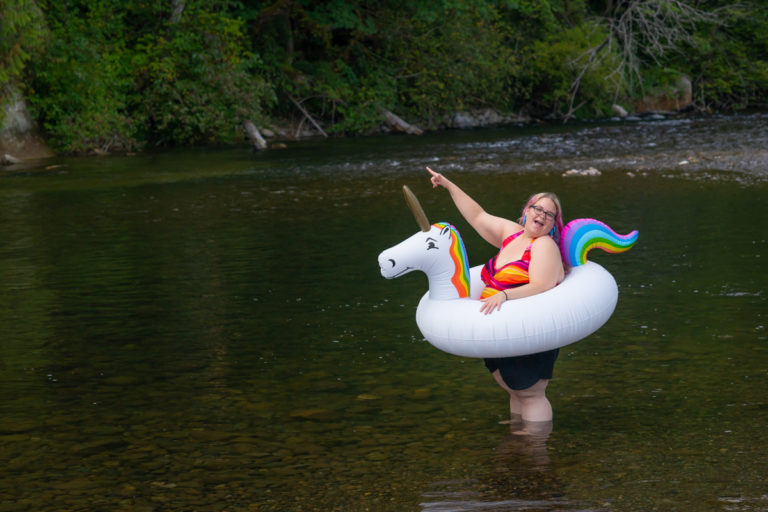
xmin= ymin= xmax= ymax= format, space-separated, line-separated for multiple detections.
xmin=0 ymin=114 xmax=767 ymax=510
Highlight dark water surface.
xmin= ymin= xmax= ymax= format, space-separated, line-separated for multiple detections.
xmin=1 ymin=115 xmax=766 ymax=511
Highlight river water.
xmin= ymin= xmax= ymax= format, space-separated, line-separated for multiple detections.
xmin=1 ymin=114 xmax=766 ymax=511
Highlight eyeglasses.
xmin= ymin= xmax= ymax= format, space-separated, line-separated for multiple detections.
xmin=528 ymin=204 xmax=556 ymax=220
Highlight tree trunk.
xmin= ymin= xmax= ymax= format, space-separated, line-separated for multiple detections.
xmin=170 ymin=0 xmax=185 ymax=24
xmin=243 ymin=121 xmax=268 ymax=150
xmin=288 ymin=95 xmax=328 ymax=137
xmin=381 ymin=109 xmax=423 ymax=135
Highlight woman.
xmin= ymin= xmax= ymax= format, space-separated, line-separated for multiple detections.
xmin=427 ymin=167 xmax=566 ymax=423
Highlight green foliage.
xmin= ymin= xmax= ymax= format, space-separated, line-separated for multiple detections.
xmin=667 ymin=1 xmax=768 ymax=109
xmin=518 ymin=22 xmax=620 ymax=118
xmin=3 ymin=0 xmax=767 ymax=153
xmin=383 ymin=3 xmax=520 ymax=127
xmin=0 ymin=0 xmax=47 ymax=85
xmin=133 ymin=10 xmax=273 ymax=146
xmin=0 ymin=0 xmax=47 ymax=120
xmin=255 ymin=1 xmax=522 ymax=132
xmin=25 ymin=2 xmax=137 ymax=152
xmin=26 ymin=1 xmax=274 ymax=153
xmin=498 ymin=0 xmax=561 ymax=40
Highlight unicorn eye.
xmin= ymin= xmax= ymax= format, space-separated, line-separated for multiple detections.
xmin=425 ymin=236 xmax=438 ymax=250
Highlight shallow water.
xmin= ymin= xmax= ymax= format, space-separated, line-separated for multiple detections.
xmin=1 ymin=115 xmax=766 ymax=511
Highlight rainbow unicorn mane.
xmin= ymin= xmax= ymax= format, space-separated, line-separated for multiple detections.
xmin=433 ymin=222 xmax=471 ymax=298
xmin=561 ymin=218 xmax=638 ymax=267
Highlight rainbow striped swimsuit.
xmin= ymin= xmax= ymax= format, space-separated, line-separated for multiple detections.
xmin=480 ymin=231 xmax=535 ymax=299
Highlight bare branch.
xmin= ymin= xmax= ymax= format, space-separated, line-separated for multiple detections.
xmin=170 ymin=0 xmax=185 ymax=24
xmin=565 ymin=36 xmax=610 ymax=121
xmin=564 ymin=0 xmax=725 ymax=119
xmin=288 ymin=94 xmax=328 ymax=137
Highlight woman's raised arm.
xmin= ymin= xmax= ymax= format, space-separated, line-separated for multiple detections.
xmin=427 ymin=167 xmax=518 ymax=248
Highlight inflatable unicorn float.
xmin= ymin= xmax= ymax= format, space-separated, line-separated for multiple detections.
xmin=378 ymin=186 xmax=638 ymax=358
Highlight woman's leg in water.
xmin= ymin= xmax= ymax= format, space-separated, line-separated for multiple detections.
xmin=491 ymin=370 xmax=552 ymax=422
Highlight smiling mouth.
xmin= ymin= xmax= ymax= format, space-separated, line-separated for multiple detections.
xmin=387 ymin=266 xmax=414 ymax=278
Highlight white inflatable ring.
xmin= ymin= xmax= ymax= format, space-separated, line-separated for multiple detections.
xmin=379 ymin=186 xmax=638 ymax=359
xmin=415 ymin=262 xmax=617 ymax=358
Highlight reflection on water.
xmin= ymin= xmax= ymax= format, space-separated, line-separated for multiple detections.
xmin=422 ymin=422 xmax=597 ymax=512
xmin=0 ymin=115 xmax=767 ymax=510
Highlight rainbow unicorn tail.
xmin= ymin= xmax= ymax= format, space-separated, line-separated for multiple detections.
xmin=561 ymin=218 xmax=638 ymax=267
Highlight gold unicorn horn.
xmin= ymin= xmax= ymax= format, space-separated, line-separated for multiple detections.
xmin=403 ymin=185 xmax=431 ymax=232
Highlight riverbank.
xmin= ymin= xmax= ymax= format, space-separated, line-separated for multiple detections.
xmin=0 ymin=80 xmax=705 ymax=166
xmin=519 ymin=113 xmax=768 ymax=180
xmin=3 ymin=108 xmax=767 ymax=180
xmin=254 ymin=109 xmax=768 ymax=180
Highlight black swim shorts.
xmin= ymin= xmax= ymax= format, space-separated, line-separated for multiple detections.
xmin=484 ymin=348 xmax=559 ymax=390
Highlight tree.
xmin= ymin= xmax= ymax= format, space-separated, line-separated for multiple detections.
xmin=27 ymin=1 xmax=274 ymax=152
xmin=565 ymin=0 xmax=721 ymax=119
xmin=0 ymin=0 xmax=47 ymax=118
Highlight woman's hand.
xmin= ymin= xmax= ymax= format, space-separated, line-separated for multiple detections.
xmin=427 ymin=167 xmax=447 ymax=188
xmin=479 ymin=290 xmax=508 ymax=315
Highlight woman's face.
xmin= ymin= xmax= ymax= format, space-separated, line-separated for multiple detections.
xmin=524 ymin=197 xmax=557 ymax=237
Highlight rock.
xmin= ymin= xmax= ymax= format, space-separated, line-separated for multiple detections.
xmin=562 ymin=166 xmax=601 ymax=177
xmin=450 ymin=108 xmax=528 ymax=129
xmin=612 ymin=104 xmax=628 ymax=117
xmin=677 ymin=75 xmax=692 ymax=106
xmin=1 ymin=153 xmax=22 ymax=165
xmin=633 ymin=74 xmax=693 ymax=113
xmin=366 ymin=451 xmax=388 ymax=461
xmin=243 ymin=120 xmax=268 ymax=150
xmin=452 ymin=111 xmax=478 ymax=129
xmin=288 ymin=408 xmax=335 ymax=420
xmin=0 ymin=87 xmax=55 ymax=162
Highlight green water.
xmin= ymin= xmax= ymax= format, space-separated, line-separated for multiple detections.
xmin=1 ymin=117 xmax=766 ymax=511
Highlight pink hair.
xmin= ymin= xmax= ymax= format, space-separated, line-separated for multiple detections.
xmin=519 ymin=192 xmax=569 ymax=270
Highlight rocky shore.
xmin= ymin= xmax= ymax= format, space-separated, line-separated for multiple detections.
xmin=3 ymin=83 xmax=766 ymax=178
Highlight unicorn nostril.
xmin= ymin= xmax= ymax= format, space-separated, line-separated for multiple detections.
xmin=388 ymin=259 xmax=396 ymax=267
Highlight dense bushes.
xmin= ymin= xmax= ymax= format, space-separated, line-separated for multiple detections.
xmin=132 ymin=10 xmax=273 ymax=146
xmin=26 ymin=3 xmax=136 ymax=152
xmin=679 ymin=1 xmax=768 ymax=110
xmin=517 ymin=22 xmax=622 ymax=119
xmin=3 ymin=0 xmax=767 ymax=153
xmin=0 ymin=0 xmax=47 ymax=122
xmin=23 ymin=1 xmax=272 ymax=152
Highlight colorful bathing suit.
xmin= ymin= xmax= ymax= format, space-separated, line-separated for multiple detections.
xmin=480 ymin=231 xmax=534 ymax=297
xmin=480 ymin=230 xmax=559 ymax=390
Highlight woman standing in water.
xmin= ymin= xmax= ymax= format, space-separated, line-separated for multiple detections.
xmin=427 ymin=167 xmax=566 ymax=423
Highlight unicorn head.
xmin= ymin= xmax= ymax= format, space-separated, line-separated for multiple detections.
xmin=378 ymin=187 xmax=470 ymax=300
